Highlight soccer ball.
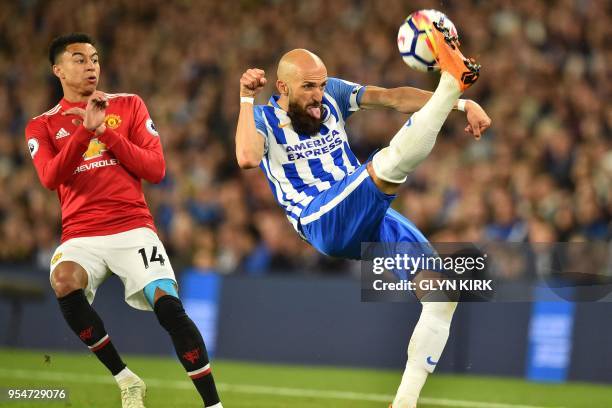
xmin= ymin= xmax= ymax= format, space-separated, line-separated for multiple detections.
xmin=397 ymin=9 xmax=458 ymax=72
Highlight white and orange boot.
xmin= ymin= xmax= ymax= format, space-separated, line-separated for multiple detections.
xmin=428 ymin=17 xmax=481 ymax=92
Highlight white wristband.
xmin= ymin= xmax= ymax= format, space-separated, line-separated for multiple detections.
xmin=457 ymin=99 xmax=468 ymax=112
xmin=240 ymin=96 xmax=254 ymax=104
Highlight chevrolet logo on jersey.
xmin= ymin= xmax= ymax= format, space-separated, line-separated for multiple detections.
xmin=83 ymin=138 xmax=107 ymax=161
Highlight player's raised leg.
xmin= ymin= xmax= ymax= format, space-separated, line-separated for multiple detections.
xmin=51 ymin=261 xmax=146 ymax=408
xmin=147 ymin=282 xmax=222 ymax=408
xmin=384 ymin=20 xmax=480 ymax=408
xmin=370 ymin=17 xmax=480 ymax=191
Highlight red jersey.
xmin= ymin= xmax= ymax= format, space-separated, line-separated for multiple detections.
xmin=25 ymin=93 xmax=165 ymax=242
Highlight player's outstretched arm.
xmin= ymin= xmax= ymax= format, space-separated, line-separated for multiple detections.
xmin=359 ymin=85 xmax=433 ymax=114
xmin=360 ymin=86 xmax=491 ymax=138
xmin=235 ymin=68 xmax=266 ymax=169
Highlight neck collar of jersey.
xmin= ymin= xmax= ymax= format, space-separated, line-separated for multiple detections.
xmin=268 ymin=95 xmax=284 ymax=110
xmin=60 ymin=98 xmax=88 ymax=110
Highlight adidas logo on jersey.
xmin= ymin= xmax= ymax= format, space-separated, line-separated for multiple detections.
xmin=55 ymin=128 xmax=70 ymax=139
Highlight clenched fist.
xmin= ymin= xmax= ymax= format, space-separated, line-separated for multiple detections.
xmin=240 ymin=68 xmax=267 ymax=97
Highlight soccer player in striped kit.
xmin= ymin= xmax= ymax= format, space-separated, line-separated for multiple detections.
xmin=26 ymin=33 xmax=222 ymax=408
xmin=235 ymin=23 xmax=491 ymax=408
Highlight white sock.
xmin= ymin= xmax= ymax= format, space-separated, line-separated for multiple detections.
xmin=114 ymin=367 xmax=138 ymax=384
xmin=392 ymin=299 xmax=458 ymax=408
xmin=372 ymin=72 xmax=461 ymax=184
xmin=207 ymin=403 xmax=223 ymax=408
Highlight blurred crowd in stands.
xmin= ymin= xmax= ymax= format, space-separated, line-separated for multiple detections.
xmin=0 ymin=0 xmax=609 ymax=277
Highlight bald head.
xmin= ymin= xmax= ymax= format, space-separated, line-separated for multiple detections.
xmin=275 ymin=49 xmax=328 ymax=129
xmin=277 ymin=49 xmax=326 ymax=82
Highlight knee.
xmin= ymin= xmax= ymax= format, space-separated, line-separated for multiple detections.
xmin=144 ymin=279 xmax=178 ymax=308
xmin=153 ymin=294 xmax=187 ymax=333
xmin=367 ymin=162 xmax=400 ymax=195
xmin=51 ymin=262 xmax=87 ymax=298
xmin=147 ymin=280 xmax=183 ymax=333
xmin=421 ymin=300 xmax=457 ymax=326
xmin=371 ymin=147 xmax=408 ymax=184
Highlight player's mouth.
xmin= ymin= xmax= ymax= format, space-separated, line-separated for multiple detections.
xmin=86 ymin=76 xmax=97 ymax=84
xmin=306 ymin=103 xmax=322 ymax=119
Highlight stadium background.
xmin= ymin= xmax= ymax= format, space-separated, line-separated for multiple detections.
xmin=0 ymin=0 xmax=610 ymax=407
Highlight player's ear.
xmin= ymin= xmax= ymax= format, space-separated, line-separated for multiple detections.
xmin=276 ymin=80 xmax=288 ymax=96
xmin=52 ymin=64 xmax=64 ymax=80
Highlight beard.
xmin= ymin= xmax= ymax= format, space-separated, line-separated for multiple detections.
xmin=287 ymin=101 xmax=325 ymax=136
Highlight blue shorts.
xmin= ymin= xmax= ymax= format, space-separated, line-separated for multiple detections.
xmin=299 ymin=164 xmax=436 ymax=279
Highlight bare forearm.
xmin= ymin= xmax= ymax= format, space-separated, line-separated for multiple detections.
xmin=387 ymin=86 xmax=432 ymax=113
xmin=361 ymin=86 xmax=464 ymax=114
xmin=235 ymin=103 xmax=264 ymax=169
xmin=360 ymin=86 xmax=428 ymax=113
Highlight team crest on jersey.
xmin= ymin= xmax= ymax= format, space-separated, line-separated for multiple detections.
xmin=83 ymin=138 xmax=107 ymax=160
xmin=51 ymin=252 xmax=63 ymax=265
xmin=27 ymin=138 xmax=39 ymax=158
xmin=104 ymin=114 xmax=122 ymax=129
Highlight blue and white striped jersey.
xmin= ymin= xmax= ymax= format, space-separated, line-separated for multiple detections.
xmin=253 ymin=77 xmax=366 ymax=232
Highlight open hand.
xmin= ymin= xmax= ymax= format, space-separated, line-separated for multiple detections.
xmin=464 ymin=100 xmax=491 ymax=139
xmin=63 ymin=91 xmax=108 ymax=134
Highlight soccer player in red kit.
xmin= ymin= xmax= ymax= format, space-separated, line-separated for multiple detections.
xmin=25 ymin=33 xmax=223 ymax=408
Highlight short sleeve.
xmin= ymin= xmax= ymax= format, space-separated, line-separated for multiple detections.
xmin=253 ymin=105 xmax=269 ymax=154
xmin=324 ymin=77 xmax=365 ymax=120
